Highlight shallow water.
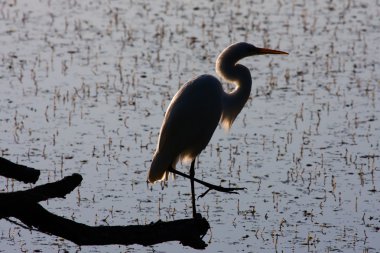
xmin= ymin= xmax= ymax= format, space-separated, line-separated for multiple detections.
xmin=0 ymin=0 xmax=379 ymax=252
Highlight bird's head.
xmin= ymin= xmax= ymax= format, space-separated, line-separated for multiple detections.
xmin=229 ymin=42 xmax=288 ymax=58
xmin=216 ymin=42 xmax=288 ymax=83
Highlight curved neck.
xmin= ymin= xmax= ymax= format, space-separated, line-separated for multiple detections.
xmin=216 ymin=55 xmax=252 ymax=129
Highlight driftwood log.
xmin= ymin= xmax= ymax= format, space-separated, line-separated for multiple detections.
xmin=0 ymin=157 xmax=210 ymax=249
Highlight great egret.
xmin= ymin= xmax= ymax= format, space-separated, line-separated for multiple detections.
xmin=148 ymin=42 xmax=288 ymax=217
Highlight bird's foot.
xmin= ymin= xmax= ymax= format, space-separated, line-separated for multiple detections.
xmin=198 ymin=185 xmax=246 ymax=199
xmin=168 ymin=167 xmax=246 ymax=197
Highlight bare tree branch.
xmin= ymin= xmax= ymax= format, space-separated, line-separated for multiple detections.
xmin=0 ymin=173 xmax=82 ymax=203
xmin=7 ymin=202 xmax=210 ymax=249
xmin=0 ymin=162 xmax=210 ymax=249
xmin=0 ymin=157 xmax=40 ymax=183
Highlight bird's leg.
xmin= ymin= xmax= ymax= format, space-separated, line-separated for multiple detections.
xmin=168 ymin=167 xmax=246 ymax=195
xmin=190 ymin=160 xmax=197 ymax=218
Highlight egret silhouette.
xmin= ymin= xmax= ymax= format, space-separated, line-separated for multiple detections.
xmin=148 ymin=42 xmax=288 ymax=217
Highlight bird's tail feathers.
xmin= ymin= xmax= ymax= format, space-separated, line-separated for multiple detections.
xmin=147 ymin=153 xmax=170 ymax=183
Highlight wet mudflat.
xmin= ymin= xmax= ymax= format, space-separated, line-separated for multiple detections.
xmin=0 ymin=0 xmax=379 ymax=252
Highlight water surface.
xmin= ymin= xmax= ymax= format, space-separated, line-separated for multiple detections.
xmin=0 ymin=0 xmax=379 ymax=252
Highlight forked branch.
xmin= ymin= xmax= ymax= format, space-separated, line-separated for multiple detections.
xmin=0 ymin=157 xmax=210 ymax=249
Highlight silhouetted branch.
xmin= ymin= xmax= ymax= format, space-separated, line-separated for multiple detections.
xmin=0 ymin=161 xmax=210 ymax=249
xmin=0 ymin=173 xmax=82 ymax=203
xmin=7 ymin=202 xmax=209 ymax=249
xmin=0 ymin=157 xmax=40 ymax=183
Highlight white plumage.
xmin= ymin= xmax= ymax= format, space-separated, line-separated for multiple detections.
xmin=148 ymin=42 xmax=288 ymax=183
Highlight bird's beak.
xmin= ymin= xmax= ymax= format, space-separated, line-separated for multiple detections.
xmin=256 ymin=47 xmax=288 ymax=55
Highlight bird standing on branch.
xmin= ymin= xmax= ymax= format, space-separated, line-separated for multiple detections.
xmin=148 ymin=42 xmax=288 ymax=218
